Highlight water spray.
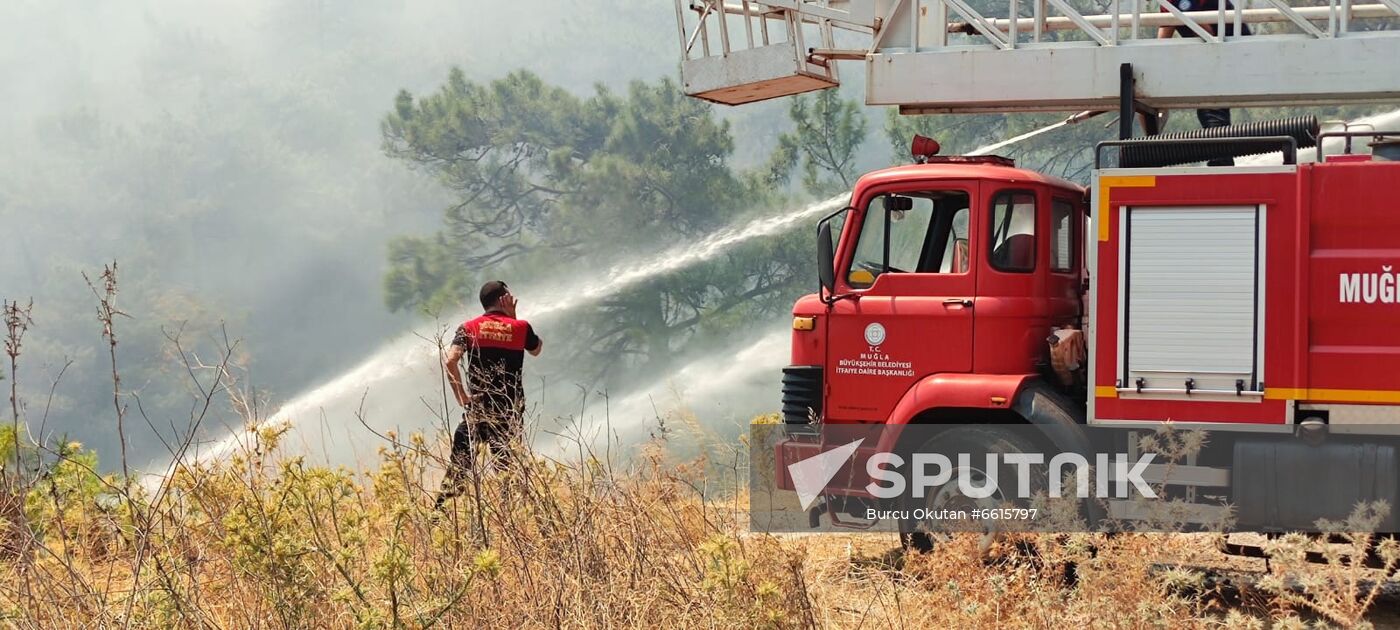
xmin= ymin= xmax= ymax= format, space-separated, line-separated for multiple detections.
xmin=968 ymin=121 xmax=1070 ymax=156
xmin=159 ymin=194 xmax=848 ymax=475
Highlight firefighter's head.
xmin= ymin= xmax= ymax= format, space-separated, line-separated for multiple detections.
xmin=479 ymin=280 xmax=514 ymax=316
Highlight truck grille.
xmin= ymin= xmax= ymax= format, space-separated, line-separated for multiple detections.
xmin=781 ymin=366 xmax=823 ymax=427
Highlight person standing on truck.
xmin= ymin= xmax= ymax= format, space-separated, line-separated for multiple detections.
xmin=1158 ymin=0 xmax=1251 ymax=166
xmin=434 ymin=280 xmax=543 ymax=509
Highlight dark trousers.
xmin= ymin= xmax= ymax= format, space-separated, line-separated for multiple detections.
xmin=1198 ymin=108 xmax=1234 ymax=166
xmin=434 ymin=412 xmax=521 ymax=508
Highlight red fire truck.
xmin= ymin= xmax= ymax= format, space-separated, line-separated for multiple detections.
xmin=772 ymin=125 xmax=1400 ymax=540
xmin=671 ymin=0 xmax=1400 ymax=543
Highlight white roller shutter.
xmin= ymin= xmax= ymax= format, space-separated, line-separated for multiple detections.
xmin=1122 ymin=206 xmax=1262 ymax=395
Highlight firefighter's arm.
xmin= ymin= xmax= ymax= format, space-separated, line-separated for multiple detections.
xmin=444 ymin=343 xmax=472 ymax=407
xmin=526 ymin=325 xmax=543 ymax=357
xmin=1158 ymin=16 xmax=1218 ymax=38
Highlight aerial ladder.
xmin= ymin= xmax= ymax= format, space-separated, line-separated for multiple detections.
xmin=674 ymin=0 xmax=1400 ymax=115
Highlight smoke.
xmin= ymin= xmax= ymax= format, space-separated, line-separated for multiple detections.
xmin=173 ymin=194 xmax=844 ymax=473
xmin=15 ymin=0 xmax=1387 ymax=475
xmin=538 ymin=328 xmax=792 ymax=457
xmin=0 ymin=0 xmax=694 ymax=466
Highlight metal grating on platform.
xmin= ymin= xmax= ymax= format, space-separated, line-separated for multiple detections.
xmin=676 ymin=0 xmax=1400 ymax=111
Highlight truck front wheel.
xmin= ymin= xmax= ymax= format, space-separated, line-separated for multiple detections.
xmin=898 ymin=425 xmax=1044 ymax=553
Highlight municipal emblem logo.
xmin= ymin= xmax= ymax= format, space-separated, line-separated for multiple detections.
xmin=864 ymin=322 xmax=886 ymax=346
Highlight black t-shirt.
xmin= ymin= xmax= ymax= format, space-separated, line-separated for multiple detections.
xmin=1162 ymin=0 xmax=1251 ymax=37
xmin=452 ymin=310 xmax=541 ymax=419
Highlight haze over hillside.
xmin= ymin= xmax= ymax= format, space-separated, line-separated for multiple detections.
xmin=9 ymin=1 xmax=1379 ymax=470
xmin=0 ymin=1 xmax=863 ymax=466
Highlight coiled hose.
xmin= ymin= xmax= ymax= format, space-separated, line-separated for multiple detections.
xmin=1119 ymin=116 xmax=1320 ymax=168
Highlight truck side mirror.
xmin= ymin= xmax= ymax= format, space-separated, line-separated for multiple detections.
xmin=817 ymin=219 xmax=837 ymax=298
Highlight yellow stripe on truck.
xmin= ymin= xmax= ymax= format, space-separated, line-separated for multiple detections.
xmin=1266 ymin=387 xmax=1400 ymax=404
xmin=1094 ymin=386 xmax=1118 ymax=398
xmin=1097 ymin=175 xmax=1157 ymax=241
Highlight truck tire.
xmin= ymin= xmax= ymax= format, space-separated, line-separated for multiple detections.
xmin=899 ymin=425 xmax=1045 ymax=553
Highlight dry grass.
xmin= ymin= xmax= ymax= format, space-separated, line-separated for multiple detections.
xmin=0 ymin=419 xmax=1395 ymax=629
xmin=2 ymin=270 xmax=1397 ymax=627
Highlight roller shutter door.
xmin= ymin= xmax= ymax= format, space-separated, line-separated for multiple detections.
xmin=1122 ymin=206 xmax=1261 ymax=395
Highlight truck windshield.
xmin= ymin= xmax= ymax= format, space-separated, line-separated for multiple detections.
xmin=847 ymin=191 xmax=970 ymax=289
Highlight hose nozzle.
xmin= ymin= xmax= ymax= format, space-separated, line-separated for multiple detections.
xmin=1064 ymin=110 xmax=1107 ymax=125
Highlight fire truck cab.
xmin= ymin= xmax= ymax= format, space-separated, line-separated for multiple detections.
xmin=789 ymin=156 xmax=1086 ymax=428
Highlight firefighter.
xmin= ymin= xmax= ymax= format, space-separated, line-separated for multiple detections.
xmin=434 ymin=280 xmax=543 ymax=509
xmin=1158 ymin=0 xmax=1252 ymax=166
